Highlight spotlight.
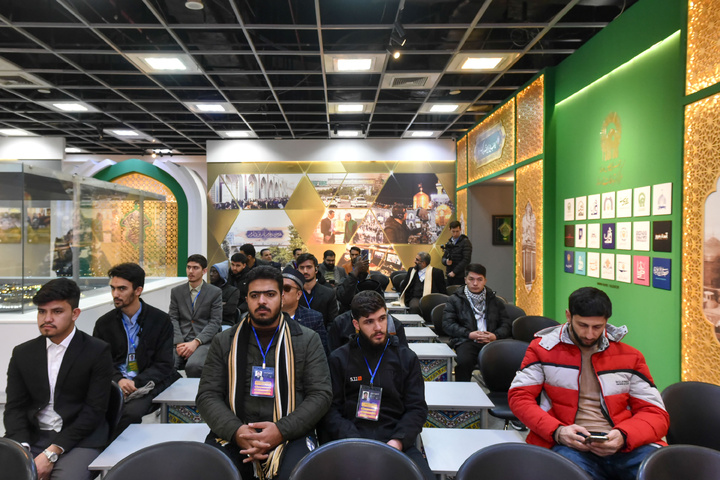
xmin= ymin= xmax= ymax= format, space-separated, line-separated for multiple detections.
xmin=185 ymin=0 xmax=204 ymax=10
xmin=391 ymin=21 xmax=407 ymax=47
xmin=392 ymin=50 xmax=401 ymax=60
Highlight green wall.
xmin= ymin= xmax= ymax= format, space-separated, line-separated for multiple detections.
xmin=546 ymin=0 xmax=685 ymax=389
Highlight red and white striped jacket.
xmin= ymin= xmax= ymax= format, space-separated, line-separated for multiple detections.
xmin=508 ymin=323 xmax=669 ymax=451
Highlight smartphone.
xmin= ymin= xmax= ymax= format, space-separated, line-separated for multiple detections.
xmin=361 ymin=249 xmax=369 ymax=262
xmin=585 ymin=434 xmax=609 ymax=443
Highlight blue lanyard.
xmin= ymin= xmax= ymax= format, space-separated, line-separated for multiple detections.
xmin=121 ymin=309 xmax=141 ymax=352
xmin=252 ymin=325 xmax=280 ymax=369
xmin=302 ymin=290 xmax=314 ymax=307
xmin=357 ymin=337 xmax=389 ymax=385
xmin=191 ymin=288 xmax=201 ymax=311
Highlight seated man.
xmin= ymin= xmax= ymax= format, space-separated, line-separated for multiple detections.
xmin=327 ymin=309 xmax=408 ymax=353
xmin=398 ymin=251 xmax=446 ymax=314
xmin=5 ymin=278 xmax=113 ymax=480
xmin=228 ymin=252 xmax=250 ymax=313
xmin=317 ymin=250 xmax=348 ymax=287
xmin=209 ymin=261 xmax=241 ymax=327
xmin=342 ymin=246 xmax=361 ymax=275
xmin=197 ymin=266 xmax=332 ymax=480
xmin=94 ymin=263 xmax=180 ymax=439
xmin=281 ymin=266 xmax=329 ymax=354
xmin=321 ymin=291 xmax=434 ymax=480
xmin=296 ymin=253 xmax=339 ymax=327
xmin=442 ymin=263 xmax=511 ymax=382
xmin=509 ymin=287 xmax=669 ymax=480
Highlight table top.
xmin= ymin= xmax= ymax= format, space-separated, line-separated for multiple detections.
xmin=420 ymin=428 xmax=525 ymax=475
xmin=152 ymin=377 xmax=200 ymax=404
xmin=409 ymin=342 xmax=456 ymax=358
xmin=424 ymin=381 xmax=494 ymax=410
xmin=89 ymin=423 xmax=210 ymax=471
xmin=384 ymin=292 xmax=399 ymax=300
xmin=405 ymin=326 xmax=438 ymax=339
xmin=393 ymin=313 xmax=425 ymax=324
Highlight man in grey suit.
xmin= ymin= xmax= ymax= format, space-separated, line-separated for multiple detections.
xmin=169 ymin=254 xmax=223 ymax=377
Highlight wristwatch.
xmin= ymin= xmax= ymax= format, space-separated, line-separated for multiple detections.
xmin=43 ymin=449 xmax=59 ymax=463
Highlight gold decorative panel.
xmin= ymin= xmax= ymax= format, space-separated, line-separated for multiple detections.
xmin=516 ymin=75 xmax=545 ymax=162
xmin=515 ymin=160 xmax=543 ymax=316
xmin=457 ymin=136 xmax=468 ymax=187
xmin=456 ymin=189 xmax=468 ymax=234
xmin=686 ymin=0 xmax=720 ymax=95
xmin=682 ymin=92 xmax=720 ymax=384
xmin=468 ymin=99 xmax=516 ymax=183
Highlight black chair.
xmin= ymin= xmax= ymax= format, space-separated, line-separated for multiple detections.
xmin=370 ymin=272 xmax=390 ymax=291
xmin=446 ymin=284 xmax=462 ymax=295
xmin=419 ymin=293 xmax=448 ymax=326
xmin=477 ymin=339 xmax=529 ymax=428
xmin=106 ymin=381 xmax=124 ymax=442
xmin=103 ymin=441 xmax=240 ymax=480
xmin=289 ymin=438 xmax=424 ymax=480
xmin=504 ymin=303 xmax=526 ymax=322
xmin=662 ymin=381 xmax=720 ymax=450
xmin=511 ymin=315 xmax=559 ymax=343
xmin=455 ymin=443 xmax=591 ymax=480
xmin=637 ymin=445 xmax=720 ymax=480
xmin=390 ymin=272 xmax=407 ymax=292
xmin=0 ymin=438 xmax=37 ymax=480
xmin=430 ymin=303 xmax=446 ymax=336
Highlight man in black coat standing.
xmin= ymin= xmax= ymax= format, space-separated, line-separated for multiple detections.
xmin=441 ymin=220 xmax=473 ymax=286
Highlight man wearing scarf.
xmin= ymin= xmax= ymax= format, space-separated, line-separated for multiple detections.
xmin=398 ymin=252 xmax=447 ymax=314
xmin=442 ymin=263 xmax=512 ymax=382
xmin=197 ymin=266 xmax=332 ymax=480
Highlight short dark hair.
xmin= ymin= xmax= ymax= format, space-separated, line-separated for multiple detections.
xmin=293 ymin=248 xmax=302 ymax=256
xmin=260 ymin=248 xmax=270 ymax=255
xmin=187 ymin=254 xmax=208 ymax=269
xmin=350 ymin=246 xmax=361 ymax=254
xmin=465 ymin=263 xmax=487 ymax=277
xmin=323 ymin=250 xmax=335 ymax=259
xmin=417 ymin=251 xmax=431 ymax=266
xmin=231 ymin=252 xmax=248 ymax=264
xmin=245 ymin=265 xmax=283 ymax=293
xmin=449 ymin=220 xmax=461 ymax=230
xmin=240 ymin=244 xmax=256 ymax=258
xmin=328 ymin=210 xmax=335 ymax=216
xmin=33 ymin=278 xmax=81 ymax=309
xmin=568 ymin=287 xmax=612 ymax=319
xmin=297 ymin=253 xmax=318 ymax=267
xmin=108 ymin=262 xmax=145 ymax=289
xmin=351 ymin=290 xmax=387 ymax=320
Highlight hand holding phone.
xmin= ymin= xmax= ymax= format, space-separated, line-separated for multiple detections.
xmin=361 ymin=249 xmax=369 ymax=262
xmin=584 ymin=434 xmax=609 ymax=444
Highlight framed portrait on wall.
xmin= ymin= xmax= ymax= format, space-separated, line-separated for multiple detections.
xmin=492 ymin=215 xmax=513 ymax=246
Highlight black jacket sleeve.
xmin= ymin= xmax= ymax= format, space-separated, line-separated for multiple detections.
xmin=321 ymin=349 xmax=362 ymax=440
xmin=389 ymin=351 xmax=428 ymax=451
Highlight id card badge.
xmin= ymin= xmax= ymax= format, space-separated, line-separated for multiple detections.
xmin=127 ymin=353 xmax=138 ymax=374
xmin=356 ymin=385 xmax=382 ymax=421
xmin=250 ymin=366 xmax=275 ymax=397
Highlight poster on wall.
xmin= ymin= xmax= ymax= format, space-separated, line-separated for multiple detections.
xmin=564 ymin=225 xmax=575 ymax=247
xmin=602 ymin=223 xmax=615 ymax=249
xmin=314 ymin=209 xmax=386 ymax=245
xmin=652 ymin=221 xmax=672 ymax=252
xmin=575 ymin=224 xmax=586 ymax=248
xmin=634 ymin=256 xmax=650 ymax=286
xmin=616 ymin=222 xmax=632 ymax=250
xmin=633 ymin=221 xmax=650 ymax=251
xmin=601 ymin=191 xmax=616 ymax=219
xmin=703 ymin=183 xmax=720 ymax=335
xmin=309 ymin=173 xmax=389 ymax=207
xmin=588 ymin=223 xmax=601 ymax=249
xmin=225 ymin=211 xmax=292 ymax=251
xmin=587 ymin=252 xmax=600 ymax=278
xmin=616 ymin=189 xmax=632 ymax=218
xmin=209 ymin=174 xmax=302 ymax=210
xmin=616 ymin=254 xmax=632 ymax=283
xmin=601 ymin=253 xmax=615 ymax=280
xmin=588 ymin=194 xmax=601 ymax=220
xmin=634 ymin=186 xmax=651 ymax=217
xmin=564 ymin=251 xmax=575 ymax=273
xmin=336 ymin=244 xmax=401 ymax=276
xmin=575 ymin=196 xmax=587 ymax=220
xmin=26 ymin=207 xmax=51 ymax=244
xmin=652 ymin=182 xmax=672 ymax=216
xmin=575 ymin=251 xmax=586 ymax=276
xmin=564 ymin=198 xmax=575 ymax=221
xmin=652 ymin=257 xmax=671 ymax=290
xmin=0 ymin=208 xmax=22 ymax=243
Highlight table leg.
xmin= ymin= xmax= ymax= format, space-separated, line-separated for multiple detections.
xmin=481 ymin=409 xmax=488 ymax=429
xmin=161 ymin=403 xmax=168 ymax=423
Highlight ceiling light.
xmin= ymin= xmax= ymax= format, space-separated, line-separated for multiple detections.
xmin=185 ymin=0 xmax=204 ymax=10
xmin=127 ymin=53 xmax=201 ymax=75
xmin=337 ymin=59 xmax=372 ymax=72
xmin=409 ymin=131 xmax=434 ymax=137
xmin=447 ymin=53 xmax=519 ymax=73
xmin=184 ymin=101 xmax=236 ymax=114
xmin=145 ymin=57 xmax=187 ymax=71
xmin=65 ymin=147 xmax=83 ymax=153
xmin=462 ymin=57 xmax=503 ymax=70
xmin=0 ymin=128 xmax=36 ymax=136
xmin=324 ymin=53 xmax=386 ymax=74
xmin=219 ymin=130 xmax=258 ymax=138
xmin=38 ymin=101 xmax=99 ymax=113
xmin=111 ymin=129 xmax=139 ymax=136
xmin=38 ymin=88 xmax=51 ymax=94
xmin=418 ymin=102 xmax=470 ymax=114
xmin=337 ymin=104 xmax=364 ymax=113
xmin=430 ymin=104 xmax=459 ymax=113
xmin=196 ymin=104 xmax=226 ymax=112
xmin=336 ymin=130 xmax=361 ymax=137
xmin=53 ymin=103 xmax=88 ymax=112
xmin=392 ymin=50 xmax=401 ymax=60
xmin=449 ymin=90 xmax=461 ymax=95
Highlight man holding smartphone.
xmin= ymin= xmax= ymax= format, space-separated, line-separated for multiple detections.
xmin=508 ymin=287 xmax=669 ymax=480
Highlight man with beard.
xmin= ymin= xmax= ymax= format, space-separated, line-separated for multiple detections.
xmin=228 ymin=252 xmax=250 ymax=313
xmin=509 ymin=287 xmax=669 ymax=480
xmin=197 ymin=266 xmax=332 ymax=480
xmin=93 ymin=263 xmax=179 ymax=438
xmin=296 ymin=253 xmax=338 ymax=328
xmin=317 ymin=250 xmax=347 ymax=287
xmin=209 ymin=261 xmax=241 ymax=327
xmin=281 ymin=266 xmax=329 ymax=355
xmin=320 ymin=291 xmax=434 ymax=480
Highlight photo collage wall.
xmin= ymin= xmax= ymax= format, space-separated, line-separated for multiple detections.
xmin=563 ymin=182 xmax=673 ymax=290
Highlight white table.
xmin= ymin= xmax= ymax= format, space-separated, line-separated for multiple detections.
xmin=405 ymin=326 xmax=438 ymax=342
xmin=387 ymin=302 xmax=409 ymax=314
xmin=89 ymin=423 xmax=210 ymax=476
xmin=424 ymin=382 xmax=493 ymax=428
xmin=420 ymin=428 xmax=524 ymax=477
xmin=384 ymin=291 xmax=399 ymax=301
xmin=393 ymin=313 xmax=425 ymax=327
xmin=410 ymin=343 xmax=456 ymax=381
xmin=152 ymin=378 xmax=200 ymax=423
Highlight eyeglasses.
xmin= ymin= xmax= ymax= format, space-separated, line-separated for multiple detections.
xmin=283 ymin=284 xmax=299 ymax=292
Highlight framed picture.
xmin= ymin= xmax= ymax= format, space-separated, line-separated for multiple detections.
xmin=492 ymin=215 xmax=513 ymax=246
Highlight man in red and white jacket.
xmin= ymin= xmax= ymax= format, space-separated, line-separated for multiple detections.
xmin=509 ymin=287 xmax=668 ymax=480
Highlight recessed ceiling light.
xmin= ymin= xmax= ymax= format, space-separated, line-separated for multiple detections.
xmin=324 ymin=54 xmax=386 ymax=74
xmin=462 ymin=57 xmax=503 ymax=70
xmin=184 ymin=101 xmax=236 ymax=114
xmin=337 ymin=59 xmax=372 ymax=71
xmin=111 ymin=129 xmax=139 ymax=136
xmin=53 ymin=103 xmax=88 ymax=112
xmin=196 ymin=104 xmax=226 ymax=112
xmin=38 ymin=101 xmax=99 ymax=113
xmin=447 ymin=53 xmax=519 ymax=73
xmin=419 ymin=103 xmax=470 ymax=114
xmin=430 ymin=104 xmax=459 ymax=113
xmin=145 ymin=57 xmax=187 ymax=71
xmin=0 ymin=128 xmax=36 ymax=136
xmin=65 ymin=147 xmax=83 ymax=153
xmin=337 ymin=104 xmax=365 ymax=113
xmin=336 ymin=130 xmax=360 ymax=137
xmin=410 ymin=131 xmax=434 ymax=137
xmin=219 ymin=130 xmax=257 ymax=138
xmin=38 ymin=88 xmax=51 ymax=94
xmin=449 ymin=90 xmax=461 ymax=95
xmin=127 ymin=53 xmax=201 ymax=75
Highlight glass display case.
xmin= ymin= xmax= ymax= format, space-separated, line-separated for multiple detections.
xmin=0 ymin=163 xmax=167 ymax=313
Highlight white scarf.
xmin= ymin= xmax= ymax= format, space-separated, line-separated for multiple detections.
xmin=400 ymin=266 xmax=434 ymax=306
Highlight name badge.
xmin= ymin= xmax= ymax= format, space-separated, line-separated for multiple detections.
xmin=356 ymin=385 xmax=382 ymax=421
xmin=127 ymin=353 xmax=138 ymax=373
xmin=250 ymin=366 xmax=275 ymax=398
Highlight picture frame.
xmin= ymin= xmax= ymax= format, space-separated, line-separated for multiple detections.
xmin=492 ymin=214 xmax=513 ymax=246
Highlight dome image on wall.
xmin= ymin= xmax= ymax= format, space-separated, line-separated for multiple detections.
xmin=208 ymin=174 xmax=303 ymax=210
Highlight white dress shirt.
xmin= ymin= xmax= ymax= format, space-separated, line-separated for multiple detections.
xmin=417 ymin=266 xmax=428 ymax=282
xmin=36 ymin=327 xmax=77 ymax=432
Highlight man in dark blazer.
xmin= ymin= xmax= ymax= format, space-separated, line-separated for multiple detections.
xmin=296 ymin=253 xmax=339 ymax=328
xmin=93 ymin=263 xmax=180 ymax=439
xmin=398 ymin=251 xmax=447 ymax=314
xmin=4 ymin=278 xmax=113 ymax=480
xmin=169 ymin=254 xmax=223 ymax=377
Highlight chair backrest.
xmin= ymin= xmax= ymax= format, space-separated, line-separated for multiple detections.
xmin=662 ymin=381 xmax=720 ymax=450
xmin=455 ymin=443 xmax=591 ymax=480
xmin=478 ymin=339 xmax=529 ymax=393
xmin=431 ymin=303 xmax=446 ymax=336
xmin=0 ymin=438 xmax=37 ymax=480
xmin=419 ymin=293 xmax=448 ymax=325
xmin=370 ymin=272 xmax=390 ymax=291
xmin=106 ymin=381 xmax=124 ymax=443
xmin=104 ymin=441 xmax=240 ymax=480
xmin=446 ymin=284 xmax=462 ymax=295
xmin=512 ymin=315 xmax=559 ymax=343
xmin=391 ymin=272 xmax=407 ymax=292
xmin=289 ymin=438 xmax=424 ymax=480
xmin=504 ymin=303 xmax=526 ymax=322
xmin=637 ymin=445 xmax=720 ymax=480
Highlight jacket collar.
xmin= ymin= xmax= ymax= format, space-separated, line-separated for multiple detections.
xmin=537 ymin=322 xmax=628 ymax=352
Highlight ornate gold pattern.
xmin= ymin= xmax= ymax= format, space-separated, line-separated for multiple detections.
xmin=457 ymin=136 xmax=468 ymax=187
xmin=516 ymin=75 xmax=544 ymax=162
xmin=686 ymin=0 xmax=720 ymax=95
xmin=468 ymin=100 xmax=516 ymax=183
xmin=682 ymin=92 xmax=720 ymax=384
xmin=456 ymin=189 xmax=468 ymax=235
xmin=515 ymin=160 xmax=543 ymax=315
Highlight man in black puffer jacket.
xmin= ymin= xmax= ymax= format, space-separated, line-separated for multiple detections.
xmin=442 ymin=263 xmax=511 ymax=381
xmin=441 ymin=220 xmax=473 ymax=286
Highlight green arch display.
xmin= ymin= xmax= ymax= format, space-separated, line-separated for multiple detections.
xmin=93 ymin=159 xmax=188 ymax=276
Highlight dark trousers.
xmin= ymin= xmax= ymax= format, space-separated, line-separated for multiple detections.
xmin=405 ymin=445 xmax=436 ymax=480
xmin=407 ymin=297 xmax=422 ymax=315
xmin=446 ymin=273 xmax=464 ymax=286
xmin=454 ymin=340 xmax=483 ymax=382
xmin=31 ymin=430 xmax=101 ymax=480
xmin=112 ymin=394 xmax=158 ymax=441
xmin=551 ymin=444 xmax=660 ymax=480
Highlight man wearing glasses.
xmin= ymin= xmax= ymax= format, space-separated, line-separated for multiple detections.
xmin=281 ymin=266 xmax=329 ymax=355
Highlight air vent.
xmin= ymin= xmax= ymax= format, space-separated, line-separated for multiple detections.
xmin=0 ymin=72 xmax=51 ymax=88
xmin=382 ymin=72 xmax=441 ymax=90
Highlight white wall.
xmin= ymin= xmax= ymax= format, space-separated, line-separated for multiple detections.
xmin=468 ymin=184 xmax=515 ymax=302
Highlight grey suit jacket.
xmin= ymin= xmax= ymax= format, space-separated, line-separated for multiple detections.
xmin=169 ymin=280 xmax=223 ymax=345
